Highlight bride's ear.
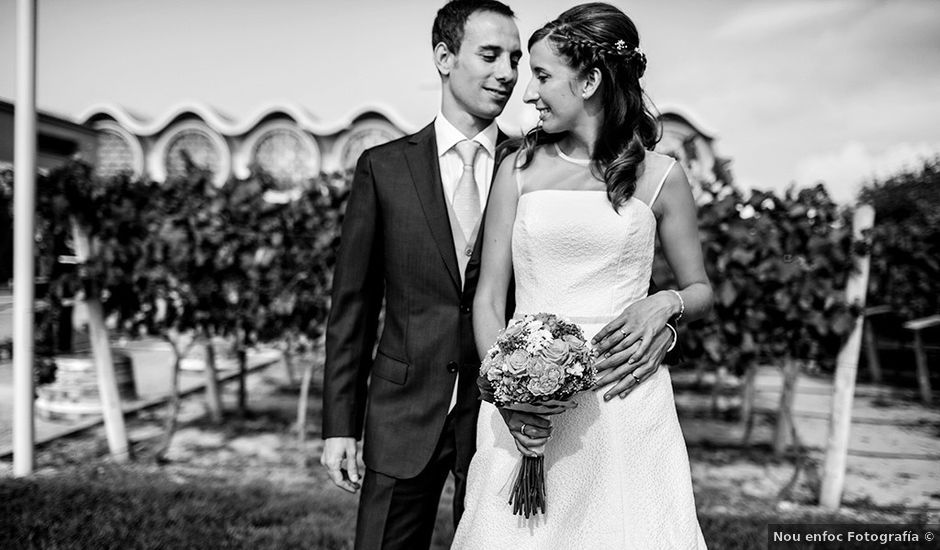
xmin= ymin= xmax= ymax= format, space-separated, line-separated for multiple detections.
xmin=433 ymin=42 xmax=455 ymax=76
xmin=581 ymin=68 xmax=602 ymax=100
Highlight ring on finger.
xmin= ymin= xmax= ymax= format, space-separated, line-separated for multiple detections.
xmin=619 ymin=328 xmax=627 ymax=338
xmin=521 ymin=423 xmax=528 ymax=437
xmin=632 ymin=373 xmax=641 ymax=384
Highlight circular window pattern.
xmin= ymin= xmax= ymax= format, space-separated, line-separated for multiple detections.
xmin=253 ymin=129 xmax=316 ymax=186
xmin=164 ymin=130 xmax=221 ymax=181
xmin=341 ymin=127 xmax=401 ymax=171
xmin=96 ymin=130 xmax=137 ymax=178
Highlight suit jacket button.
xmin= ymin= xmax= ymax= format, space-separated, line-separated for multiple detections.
xmin=465 ymin=247 xmax=473 ymax=257
xmin=447 ymin=361 xmax=459 ymax=373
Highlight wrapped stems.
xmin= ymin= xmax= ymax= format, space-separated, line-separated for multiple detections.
xmin=508 ymin=455 xmax=546 ymax=517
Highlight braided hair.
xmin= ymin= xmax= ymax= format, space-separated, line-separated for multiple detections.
xmin=514 ymin=2 xmax=660 ymax=209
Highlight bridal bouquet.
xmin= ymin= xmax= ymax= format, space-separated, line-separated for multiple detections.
xmin=478 ymin=312 xmax=597 ymax=517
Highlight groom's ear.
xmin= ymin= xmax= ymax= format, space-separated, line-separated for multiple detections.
xmin=433 ymin=42 xmax=455 ymax=76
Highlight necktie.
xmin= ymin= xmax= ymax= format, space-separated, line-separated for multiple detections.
xmin=452 ymin=140 xmax=482 ymax=241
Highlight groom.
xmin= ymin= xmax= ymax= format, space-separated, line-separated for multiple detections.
xmin=321 ymin=1 xmax=676 ymax=549
xmin=321 ymin=3 xmax=521 ymax=548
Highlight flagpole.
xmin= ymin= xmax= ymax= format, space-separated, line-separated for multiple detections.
xmin=13 ymin=0 xmax=38 ymax=478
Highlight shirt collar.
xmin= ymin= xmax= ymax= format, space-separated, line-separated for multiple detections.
xmin=434 ymin=112 xmax=497 ymax=159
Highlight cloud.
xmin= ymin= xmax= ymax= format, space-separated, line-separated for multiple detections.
xmin=712 ymin=0 xmax=862 ymax=40
xmin=794 ymin=141 xmax=940 ymax=202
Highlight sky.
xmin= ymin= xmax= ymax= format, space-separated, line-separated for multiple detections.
xmin=1 ymin=0 xmax=938 ymax=202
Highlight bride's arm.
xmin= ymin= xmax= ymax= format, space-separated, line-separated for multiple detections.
xmin=654 ymin=164 xmax=713 ymax=324
xmin=473 ymin=153 xmax=553 ymax=457
xmin=593 ymin=164 xmax=714 ymax=398
xmin=473 ymin=154 xmax=518 ymax=358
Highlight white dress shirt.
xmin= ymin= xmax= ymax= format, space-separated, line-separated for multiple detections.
xmin=435 ymin=112 xmax=497 ymax=215
xmin=434 ymin=112 xmax=498 ymax=412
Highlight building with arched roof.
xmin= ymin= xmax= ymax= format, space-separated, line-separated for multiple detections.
xmin=0 ymin=99 xmax=730 ymax=285
xmin=80 ymin=101 xmax=730 ymax=198
xmin=655 ymin=103 xmax=734 ymax=201
xmin=80 ymin=101 xmax=412 ymax=187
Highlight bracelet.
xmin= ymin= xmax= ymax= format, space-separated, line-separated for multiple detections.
xmin=667 ymin=289 xmax=684 ymax=322
xmin=664 ymin=323 xmax=678 ymax=353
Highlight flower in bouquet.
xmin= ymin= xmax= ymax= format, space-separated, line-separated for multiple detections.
xmin=477 ymin=312 xmax=597 ymax=517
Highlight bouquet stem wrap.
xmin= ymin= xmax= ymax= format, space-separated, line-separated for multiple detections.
xmin=510 ymin=455 xmax=546 ymax=518
xmin=478 ymin=312 xmax=597 ymax=518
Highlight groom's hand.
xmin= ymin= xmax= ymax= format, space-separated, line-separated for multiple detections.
xmin=321 ymin=437 xmax=361 ymax=493
xmin=497 ymin=406 xmax=565 ymax=458
xmin=593 ymin=324 xmax=672 ymax=400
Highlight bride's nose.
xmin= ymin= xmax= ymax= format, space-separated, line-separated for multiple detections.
xmin=523 ymin=78 xmax=539 ymax=104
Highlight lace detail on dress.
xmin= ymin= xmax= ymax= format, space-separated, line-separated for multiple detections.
xmin=512 ymin=192 xmax=655 ymax=319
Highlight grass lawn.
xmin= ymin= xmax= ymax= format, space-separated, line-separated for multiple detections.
xmin=1 ymin=462 xmax=460 ymax=550
xmin=1 ymin=464 xmax=358 ymax=549
xmin=3 ymin=462 xmax=936 ymax=549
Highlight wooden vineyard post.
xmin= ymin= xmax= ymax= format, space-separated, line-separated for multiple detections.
xmin=820 ymin=205 xmax=874 ymax=509
xmin=773 ymin=357 xmax=800 ymax=456
xmin=71 ymin=219 xmax=130 ymax=461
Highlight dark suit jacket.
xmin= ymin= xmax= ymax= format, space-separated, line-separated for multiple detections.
xmin=323 ymin=123 xmax=501 ymax=480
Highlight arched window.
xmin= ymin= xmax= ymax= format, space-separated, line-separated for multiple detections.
xmin=152 ymin=120 xmax=231 ymax=186
xmin=242 ymin=122 xmax=320 ymax=187
xmin=335 ymin=120 xmax=404 ymax=172
xmin=165 ymin=130 xmax=219 ymax=180
xmin=93 ymin=121 xmax=143 ymax=179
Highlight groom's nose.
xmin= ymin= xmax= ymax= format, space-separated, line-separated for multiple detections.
xmin=493 ymin=56 xmax=516 ymax=85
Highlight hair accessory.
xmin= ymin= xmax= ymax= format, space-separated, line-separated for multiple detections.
xmin=613 ymin=40 xmax=642 ymax=56
xmin=559 ymin=33 xmax=645 ymax=74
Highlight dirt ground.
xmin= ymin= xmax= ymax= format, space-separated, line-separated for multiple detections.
xmin=675 ymin=366 xmax=940 ymax=517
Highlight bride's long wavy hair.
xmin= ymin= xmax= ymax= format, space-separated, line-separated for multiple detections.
xmin=512 ymin=2 xmax=660 ymax=209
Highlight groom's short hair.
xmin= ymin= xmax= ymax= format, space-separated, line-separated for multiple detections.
xmin=432 ymin=0 xmax=515 ymax=54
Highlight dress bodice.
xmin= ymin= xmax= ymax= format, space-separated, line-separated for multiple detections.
xmin=512 ymin=191 xmax=656 ymax=319
xmin=510 ymin=145 xmax=674 ymax=321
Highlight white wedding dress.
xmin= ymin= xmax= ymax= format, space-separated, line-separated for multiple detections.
xmin=452 ymin=146 xmax=706 ymax=549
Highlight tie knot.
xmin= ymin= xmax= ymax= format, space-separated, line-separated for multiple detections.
xmin=454 ymin=140 xmax=482 ymax=168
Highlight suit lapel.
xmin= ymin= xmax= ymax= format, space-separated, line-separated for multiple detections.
xmin=405 ymin=124 xmax=461 ymax=290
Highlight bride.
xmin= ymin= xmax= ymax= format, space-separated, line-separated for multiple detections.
xmin=452 ymin=3 xmax=712 ymax=548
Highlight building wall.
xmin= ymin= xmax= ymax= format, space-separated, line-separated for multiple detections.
xmin=0 ymin=100 xmax=98 ymax=173
xmin=0 ymin=99 xmax=100 ymax=285
xmin=82 ymin=103 xmax=409 ymax=188
xmin=657 ymin=113 xmax=730 ymax=202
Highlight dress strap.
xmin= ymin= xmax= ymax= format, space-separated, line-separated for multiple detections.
xmin=649 ymin=159 xmax=676 ymax=207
